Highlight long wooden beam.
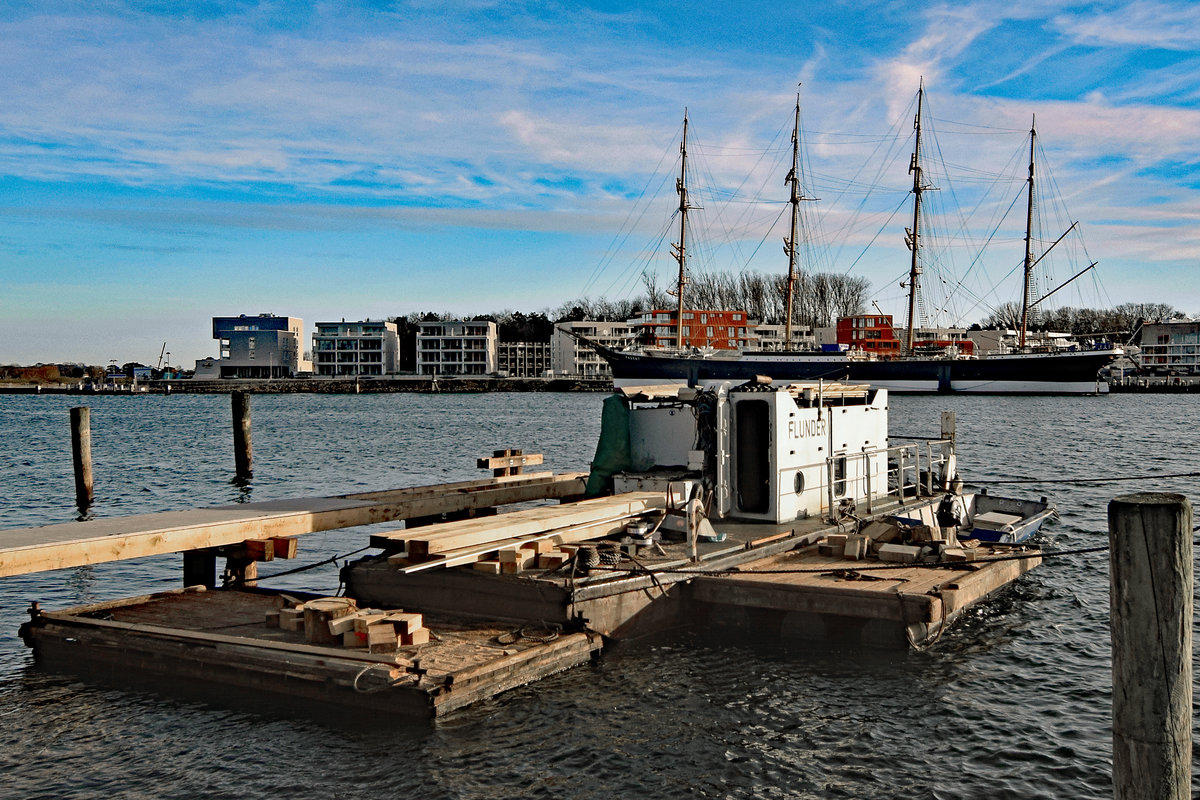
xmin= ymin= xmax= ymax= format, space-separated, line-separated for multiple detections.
xmin=0 ymin=472 xmax=587 ymax=579
xmin=387 ymin=493 xmax=668 ymax=559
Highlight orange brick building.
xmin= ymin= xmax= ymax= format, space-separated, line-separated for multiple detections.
xmin=836 ymin=314 xmax=973 ymax=356
xmin=632 ymin=309 xmax=754 ymax=350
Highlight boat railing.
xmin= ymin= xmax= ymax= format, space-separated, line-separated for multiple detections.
xmin=823 ymin=439 xmax=954 ymax=515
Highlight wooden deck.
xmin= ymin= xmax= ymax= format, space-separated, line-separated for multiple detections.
xmin=689 ymin=544 xmax=1042 ymax=647
xmin=0 ymin=472 xmax=586 ymax=578
xmin=21 ymin=587 xmax=602 ymax=718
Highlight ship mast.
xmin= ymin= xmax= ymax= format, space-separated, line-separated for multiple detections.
xmin=672 ymin=112 xmax=691 ymax=350
xmin=903 ymin=83 xmax=926 ymax=355
xmin=1018 ymin=116 xmax=1036 ymax=349
xmin=784 ymin=94 xmax=802 ymax=348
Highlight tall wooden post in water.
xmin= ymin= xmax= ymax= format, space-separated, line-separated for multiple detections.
xmin=69 ymin=406 xmax=93 ymax=509
xmin=231 ymin=391 xmax=252 ymax=481
xmin=1108 ymin=492 xmax=1192 ymax=800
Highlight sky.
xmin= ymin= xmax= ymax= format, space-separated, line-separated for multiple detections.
xmin=1 ymin=0 xmax=1198 ymax=367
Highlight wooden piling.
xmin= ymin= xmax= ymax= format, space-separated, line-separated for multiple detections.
xmin=69 ymin=406 xmax=93 ymax=508
xmin=1108 ymin=492 xmax=1192 ymax=800
xmin=231 ymin=391 xmax=252 ymax=480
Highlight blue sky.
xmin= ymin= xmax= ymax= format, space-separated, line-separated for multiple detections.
xmin=1 ymin=0 xmax=1198 ymax=366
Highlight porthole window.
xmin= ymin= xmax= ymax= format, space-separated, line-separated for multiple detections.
xmin=794 ymin=471 xmax=805 ymax=494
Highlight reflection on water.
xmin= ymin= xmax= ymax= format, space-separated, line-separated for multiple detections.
xmin=0 ymin=391 xmax=1196 ymax=798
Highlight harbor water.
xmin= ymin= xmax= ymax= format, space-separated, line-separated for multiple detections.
xmin=0 ymin=392 xmax=1197 ymax=799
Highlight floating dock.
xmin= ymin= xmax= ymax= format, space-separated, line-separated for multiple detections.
xmin=6 ymin=382 xmax=1052 ymax=717
xmin=21 ymin=588 xmax=602 ymax=719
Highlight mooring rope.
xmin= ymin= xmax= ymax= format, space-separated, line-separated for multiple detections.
xmin=256 ymin=545 xmax=372 ymax=581
xmin=968 ymin=470 xmax=1200 ymax=485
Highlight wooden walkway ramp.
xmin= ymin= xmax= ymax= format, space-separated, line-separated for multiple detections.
xmin=0 ymin=472 xmax=586 ymax=579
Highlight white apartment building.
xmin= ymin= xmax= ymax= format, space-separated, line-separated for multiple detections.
xmin=551 ymin=321 xmax=639 ymax=377
xmin=312 ymin=319 xmax=400 ymax=376
xmin=1137 ymin=320 xmax=1200 ymax=374
xmin=750 ymin=323 xmax=817 ymax=351
xmin=497 ymin=341 xmax=551 ymax=378
xmin=417 ymin=320 xmax=497 ymax=375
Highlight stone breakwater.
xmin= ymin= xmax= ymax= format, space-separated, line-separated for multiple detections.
xmin=0 ymin=376 xmax=613 ymax=394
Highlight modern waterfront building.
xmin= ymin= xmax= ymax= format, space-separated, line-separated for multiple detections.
xmin=312 ymin=320 xmax=400 ymax=377
xmin=629 ymin=309 xmax=754 ymax=350
xmin=837 ymin=314 xmax=974 ymax=356
xmin=1137 ymin=320 xmax=1200 ymax=374
xmin=497 ymin=341 xmax=551 ymax=378
xmin=750 ymin=323 xmax=817 ymax=351
xmin=550 ymin=321 xmax=639 ymax=377
xmin=211 ymin=314 xmax=305 ymax=379
xmin=417 ymin=320 xmax=497 ymax=376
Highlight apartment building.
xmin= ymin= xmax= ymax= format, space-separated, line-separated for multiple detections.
xmin=417 ymin=320 xmax=497 ymax=375
xmin=211 ymin=314 xmax=305 ymax=379
xmin=497 ymin=341 xmax=551 ymax=377
xmin=629 ymin=309 xmax=754 ymax=350
xmin=550 ymin=321 xmax=639 ymax=377
xmin=1138 ymin=320 xmax=1200 ymax=374
xmin=312 ymin=320 xmax=400 ymax=376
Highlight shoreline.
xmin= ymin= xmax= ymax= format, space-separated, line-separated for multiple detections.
xmin=0 ymin=376 xmax=615 ymax=395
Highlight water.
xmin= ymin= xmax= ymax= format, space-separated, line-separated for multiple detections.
xmin=1 ymin=392 xmax=1197 ymax=799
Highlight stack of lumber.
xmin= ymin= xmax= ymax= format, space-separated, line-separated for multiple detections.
xmin=370 ymin=492 xmax=669 ymax=575
xmin=266 ymin=596 xmax=431 ymax=653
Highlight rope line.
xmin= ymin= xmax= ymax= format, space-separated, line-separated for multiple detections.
xmin=968 ymin=471 xmax=1200 ymax=486
xmin=256 ymin=545 xmax=372 ymax=581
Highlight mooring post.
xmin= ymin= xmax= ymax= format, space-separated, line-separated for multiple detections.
xmin=1108 ymin=492 xmax=1192 ymax=800
xmin=231 ymin=391 xmax=252 ymax=480
xmin=69 ymin=406 xmax=93 ymax=509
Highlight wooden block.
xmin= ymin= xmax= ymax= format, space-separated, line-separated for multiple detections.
xmin=878 ymin=544 xmax=922 ymax=563
xmin=367 ymin=623 xmax=397 ymax=653
xmin=861 ymin=520 xmax=901 ymax=544
xmin=383 ymin=612 xmax=423 ymax=636
xmin=264 ymin=609 xmax=281 ymax=628
xmin=474 ymin=560 xmax=503 ymax=573
xmin=500 ymin=548 xmax=536 ymax=568
xmin=354 ymin=612 xmax=391 ymax=633
xmin=826 ymin=534 xmax=848 ymax=547
xmin=342 ymin=630 xmax=367 ymax=648
xmin=844 ymin=534 xmax=869 ymax=561
xmin=242 ymin=539 xmax=275 ymax=562
xmin=279 ymin=607 xmax=305 ymax=632
xmin=501 ymin=560 xmax=524 ymax=574
xmin=270 ymin=536 xmax=298 ymax=559
xmin=910 ymin=525 xmax=939 ymax=543
xmin=303 ymin=597 xmax=357 ymax=645
xmin=942 ymin=547 xmax=968 ymax=562
xmin=328 ymin=613 xmax=361 ymax=637
xmin=537 ymin=552 xmax=568 ymax=569
xmin=400 ymin=628 xmax=430 ymax=647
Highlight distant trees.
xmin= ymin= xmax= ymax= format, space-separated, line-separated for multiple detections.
xmin=637 ymin=269 xmax=869 ymax=328
xmin=980 ymin=302 xmax=1183 ymax=338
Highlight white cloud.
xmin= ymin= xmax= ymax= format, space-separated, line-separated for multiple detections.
xmin=1053 ymin=1 xmax=1200 ymax=50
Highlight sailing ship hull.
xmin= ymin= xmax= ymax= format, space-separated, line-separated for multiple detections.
xmin=599 ymin=345 xmax=1118 ymax=395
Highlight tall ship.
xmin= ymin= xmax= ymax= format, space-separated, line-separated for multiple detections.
xmin=584 ymin=88 xmax=1121 ymax=394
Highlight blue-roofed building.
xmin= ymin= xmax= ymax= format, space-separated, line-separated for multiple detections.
xmin=212 ymin=314 xmax=305 ymax=379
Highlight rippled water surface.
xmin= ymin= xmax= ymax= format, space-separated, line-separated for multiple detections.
xmin=1 ymin=392 xmax=1197 ymax=799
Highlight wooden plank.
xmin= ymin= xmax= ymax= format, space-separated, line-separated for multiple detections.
xmin=477 ymin=453 xmax=543 ymax=470
xmin=392 ymin=511 xmax=647 ymax=574
xmin=403 ymin=493 xmax=666 ymax=557
xmin=0 ymin=472 xmax=587 ymax=578
xmin=40 ymin=610 xmax=412 ymax=665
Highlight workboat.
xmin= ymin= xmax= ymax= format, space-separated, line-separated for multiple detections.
xmin=584 ymin=87 xmax=1120 ymax=394
xmin=16 ymin=379 xmax=1056 ymax=718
